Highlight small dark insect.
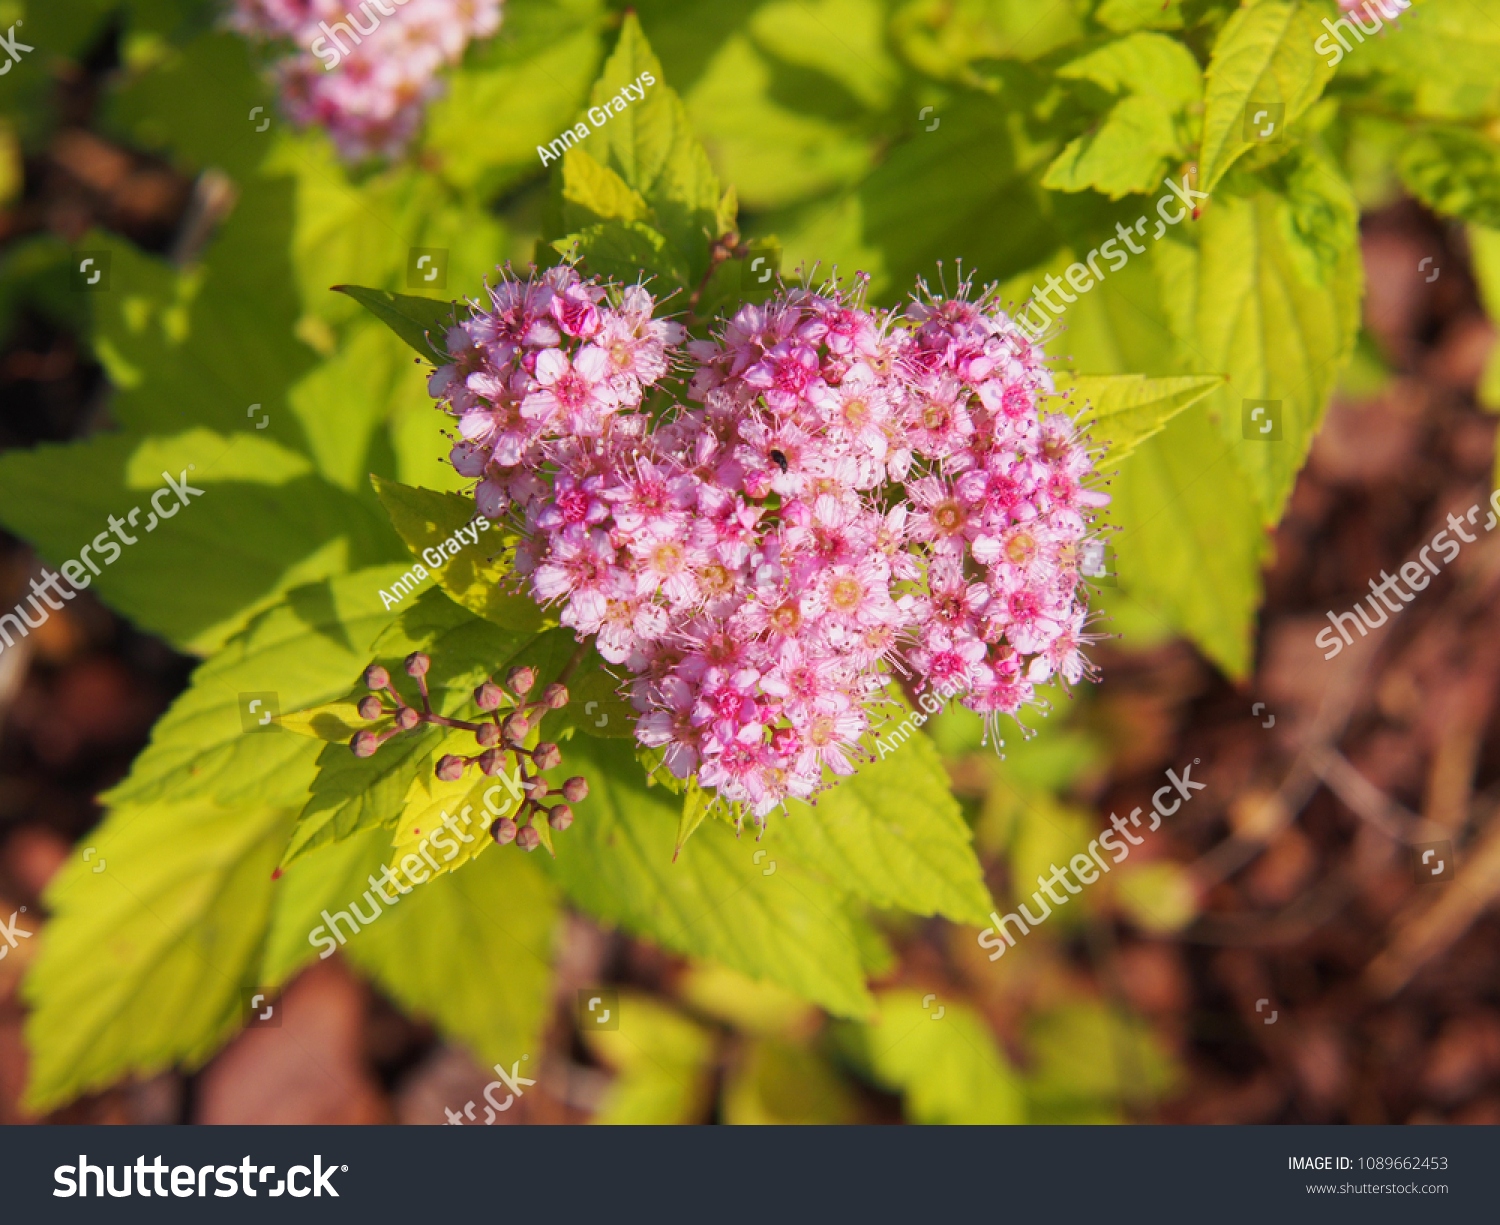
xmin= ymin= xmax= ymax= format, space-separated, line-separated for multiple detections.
xmin=769 ymin=449 xmax=789 ymax=473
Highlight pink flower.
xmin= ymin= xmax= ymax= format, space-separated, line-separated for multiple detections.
xmin=228 ymin=0 xmax=503 ymax=162
xmin=425 ymin=267 xmax=1110 ymax=821
xmin=522 ymin=346 xmax=616 ymax=434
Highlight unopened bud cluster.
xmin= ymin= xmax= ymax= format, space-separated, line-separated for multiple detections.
xmin=351 ymin=654 xmax=588 ymax=851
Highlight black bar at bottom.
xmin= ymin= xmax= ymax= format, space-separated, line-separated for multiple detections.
xmin=2 ymin=1124 xmax=1490 ymax=1223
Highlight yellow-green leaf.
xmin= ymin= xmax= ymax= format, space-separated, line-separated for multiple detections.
xmin=552 ymin=736 xmax=876 ymax=1018
xmin=1061 ymin=372 xmax=1225 ymax=466
xmin=766 ymin=699 xmax=994 ymax=926
xmin=582 ymin=992 xmax=714 ymax=1124
xmin=1198 ymin=1 xmax=1337 ymax=194
xmin=372 ymin=477 xmax=547 ymax=633
xmin=844 ymin=990 xmax=1025 ymax=1124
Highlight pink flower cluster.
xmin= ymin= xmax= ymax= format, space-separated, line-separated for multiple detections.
xmin=228 ymin=0 xmax=501 ymax=161
xmin=429 ymin=266 xmax=1110 ymax=824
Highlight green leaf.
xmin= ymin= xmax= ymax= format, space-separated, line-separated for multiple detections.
xmin=346 ymin=846 xmax=559 ymax=1068
xmin=662 ymin=1 xmax=885 ymax=211
xmin=1348 ymin=0 xmax=1500 ymax=122
xmin=1024 ymin=1002 xmax=1177 ymax=1120
xmin=332 ymin=286 xmax=463 ymax=366
xmin=559 ymin=13 xmax=734 ymax=282
xmin=1093 ymin=0 xmax=1186 ymax=32
xmin=554 ymin=219 xmax=694 ymax=289
xmin=260 ymin=825 xmax=390 ymax=989
xmin=1469 ymin=225 xmax=1500 ymax=413
xmin=561 ymin=146 xmax=652 ymax=229
xmin=1042 ymin=96 xmax=1187 ymax=199
xmin=774 ymin=90 xmax=1062 ymax=299
xmin=23 ymin=798 xmax=291 ymax=1111
xmin=371 ymin=477 xmax=548 ymax=632
xmin=1106 ymin=405 xmax=1266 ymax=678
xmin=842 ymin=990 xmax=1025 ymax=1124
xmin=1058 ymin=32 xmax=1202 ymax=102
xmin=550 ymin=736 xmax=876 ymax=1018
xmin=722 ymin=1038 xmax=860 ymax=1124
xmin=261 ymin=820 xmax=558 ymax=1067
xmin=276 ymin=697 xmax=368 ymax=743
xmin=103 ymin=30 xmax=270 ymax=181
xmin=766 ymin=702 xmax=994 ymax=926
xmin=674 ymin=780 xmax=717 ymax=860
xmin=1030 ymin=227 xmax=1266 ymax=677
xmin=1197 ymin=0 xmax=1337 ymax=194
xmin=423 ymin=0 xmax=609 ymax=196
xmin=289 ymin=731 xmax=446 ymax=868
xmin=1061 ymin=372 xmax=1225 ymax=465
xmin=1044 ymin=34 xmax=1203 ymax=199
xmin=892 ymin=0 xmax=1088 ymax=76
xmin=1399 ymin=126 xmax=1500 ymax=227
xmin=384 ymin=745 xmax=517 ymax=880
xmin=106 ymin=565 xmax=413 ymax=813
xmin=1153 ymin=148 xmax=1363 ymax=521
xmin=581 ymin=992 xmax=714 ymax=1124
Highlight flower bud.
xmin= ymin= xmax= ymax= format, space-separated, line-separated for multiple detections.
xmin=405 ymin=652 xmax=431 ymax=678
xmin=548 ymin=803 xmax=573 ymax=831
xmin=364 ymin=664 xmax=390 ymax=690
xmin=541 ymin=682 xmax=568 ymax=709
xmin=507 ymin=666 xmax=536 ymax=696
xmin=490 ymin=816 xmax=517 ymax=845
xmin=357 ymin=696 xmax=384 ymax=720
xmin=395 ymin=706 xmax=420 ymax=731
xmin=435 ymin=754 xmax=466 ymax=781
xmin=474 ymin=681 xmax=504 ymax=711
xmin=516 ymin=825 xmax=541 ymax=852
xmin=351 ymin=730 xmax=379 ymax=757
xmin=533 ymin=742 xmax=562 ymax=771
xmin=503 ymin=712 xmax=530 ymax=744
xmin=478 ymin=748 xmax=505 ymax=776
xmin=476 ymin=722 xmax=500 ymax=748
xmin=562 ymin=776 xmax=589 ymax=803
xmin=526 ymin=777 xmax=549 ymax=800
